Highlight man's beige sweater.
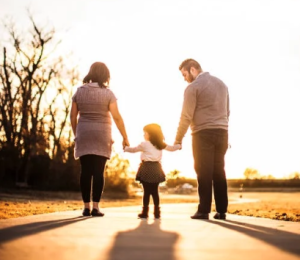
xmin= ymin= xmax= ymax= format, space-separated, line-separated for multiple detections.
xmin=175 ymin=72 xmax=230 ymax=142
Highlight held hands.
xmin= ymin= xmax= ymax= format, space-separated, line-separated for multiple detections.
xmin=122 ymin=137 xmax=130 ymax=150
xmin=174 ymin=140 xmax=182 ymax=150
xmin=174 ymin=143 xmax=182 ymax=150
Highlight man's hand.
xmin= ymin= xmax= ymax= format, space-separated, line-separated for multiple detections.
xmin=174 ymin=140 xmax=182 ymax=149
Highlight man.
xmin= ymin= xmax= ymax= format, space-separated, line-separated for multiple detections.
xmin=175 ymin=59 xmax=230 ymax=220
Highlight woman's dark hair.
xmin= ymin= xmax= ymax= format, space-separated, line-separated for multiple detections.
xmin=83 ymin=62 xmax=110 ymax=88
xmin=143 ymin=124 xmax=167 ymax=150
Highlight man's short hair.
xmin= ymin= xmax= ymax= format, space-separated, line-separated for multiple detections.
xmin=179 ymin=59 xmax=202 ymax=72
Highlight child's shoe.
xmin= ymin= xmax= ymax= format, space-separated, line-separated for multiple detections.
xmin=82 ymin=208 xmax=91 ymax=216
xmin=138 ymin=206 xmax=149 ymax=219
xmin=91 ymin=208 xmax=104 ymax=217
xmin=154 ymin=206 xmax=160 ymax=219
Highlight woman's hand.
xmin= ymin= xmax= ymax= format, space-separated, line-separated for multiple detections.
xmin=122 ymin=138 xmax=130 ymax=150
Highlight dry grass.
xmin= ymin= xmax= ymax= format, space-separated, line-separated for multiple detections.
xmin=0 ymin=189 xmax=299 ymax=222
xmin=0 ymin=189 xmax=140 ymax=219
xmin=226 ymin=191 xmax=300 ymax=222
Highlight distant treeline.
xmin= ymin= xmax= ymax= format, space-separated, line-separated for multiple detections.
xmin=165 ymin=177 xmax=300 ymax=189
xmin=227 ymin=179 xmax=300 ymax=189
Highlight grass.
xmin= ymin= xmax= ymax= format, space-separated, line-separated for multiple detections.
xmin=0 ymin=188 xmax=299 ymax=222
xmin=0 ymin=189 xmax=139 ymax=219
xmin=225 ymin=191 xmax=300 ymax=222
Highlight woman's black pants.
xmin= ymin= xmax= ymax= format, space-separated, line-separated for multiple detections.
xmin=142 ymin=182 xmax=160 ymax=207
xmin=79 ymin=154 xmax=107 ymax=203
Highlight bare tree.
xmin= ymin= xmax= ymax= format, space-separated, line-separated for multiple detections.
xmin=0 ymin=15 xmax=79 ymax=184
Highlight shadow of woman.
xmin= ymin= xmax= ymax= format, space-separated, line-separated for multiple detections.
xmin=0 ymin=216 xmax=90 ymax=244
xmin=211 ymin=219 xmax=300 ymax=257
xmin=107 ymin=220 xmax=180 ymax=260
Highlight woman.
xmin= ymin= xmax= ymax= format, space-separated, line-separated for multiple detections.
xmin=70 ymin=62 xmax=129 ymax=217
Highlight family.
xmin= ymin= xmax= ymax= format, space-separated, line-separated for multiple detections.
xmin=70 ymin=59 xmax=230 ymax=220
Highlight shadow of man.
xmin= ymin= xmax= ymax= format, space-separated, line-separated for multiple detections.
xmin=0 ymin=216 xmax=90 ymax=244
xmin=211 ymin=219 xmax=300 ymax=257
xmin=107 ymin=220 xmax=180 ymax=260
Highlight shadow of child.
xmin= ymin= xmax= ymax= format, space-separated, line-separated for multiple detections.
xmin=107 ymin=220 xmax=180 ymax=260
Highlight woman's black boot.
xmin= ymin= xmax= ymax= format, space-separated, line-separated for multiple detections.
xmin=138 ymin=206 xmax=149 ymax=219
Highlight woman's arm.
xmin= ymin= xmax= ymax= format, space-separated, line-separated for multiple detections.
xmin=109 ymin=101 xmax=129 ymax=148
xmin=70 ymin=101 xmax=79 ymax=137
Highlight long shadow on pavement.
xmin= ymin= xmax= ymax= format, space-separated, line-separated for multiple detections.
xmin=0 ymin=216 xmax=90 ymax=244
xmin=211 ymin=219 xmax=300 ymax=257
xmin=107 ymin=220 xmax=180 ymax=260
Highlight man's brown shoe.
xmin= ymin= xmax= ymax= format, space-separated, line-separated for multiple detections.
xmin=213 ymin=213 xmax=226 ymax=220
xmin=190 ymin=212 xmax=209 ymax=219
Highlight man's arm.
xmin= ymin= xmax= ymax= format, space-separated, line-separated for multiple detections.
xmin=175 ymin=86 xmax=197 ymax=143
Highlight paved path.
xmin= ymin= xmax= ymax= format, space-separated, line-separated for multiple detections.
xmin=0 ymin=204 xmax=299 ymax=260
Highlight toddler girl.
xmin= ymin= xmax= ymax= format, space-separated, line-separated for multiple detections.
xmin=124 ymin=123 xmax=181 ymax=219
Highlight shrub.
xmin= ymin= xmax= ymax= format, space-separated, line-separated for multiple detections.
xmin=104 ymin=153 xmax=134 ymax=194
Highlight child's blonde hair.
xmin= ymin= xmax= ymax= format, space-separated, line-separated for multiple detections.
xmin=143 ymin=124 xmax=167 ymax=150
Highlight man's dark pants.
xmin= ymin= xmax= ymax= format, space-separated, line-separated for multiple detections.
xmin=192 ymin=128 xmax=228 ymax=214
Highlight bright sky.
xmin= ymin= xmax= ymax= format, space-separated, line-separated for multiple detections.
xmin=1 ymin=0 xmax=300 ymax=179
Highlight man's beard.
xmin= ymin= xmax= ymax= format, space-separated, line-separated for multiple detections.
xmin=187 ymin=72 xmax=195 ymax=83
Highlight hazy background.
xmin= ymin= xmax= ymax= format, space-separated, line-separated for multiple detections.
xmin=1 ymin=0 xmax=299 ymax=178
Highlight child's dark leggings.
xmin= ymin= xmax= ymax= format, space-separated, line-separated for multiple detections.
xmin=79 ymin=154 xmax=107 ymax=203
xmin=142 ymin=182 xmax=160 ymax=207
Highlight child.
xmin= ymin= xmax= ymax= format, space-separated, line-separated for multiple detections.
xmin=124 ymin=123 xmax=181 ymax=219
